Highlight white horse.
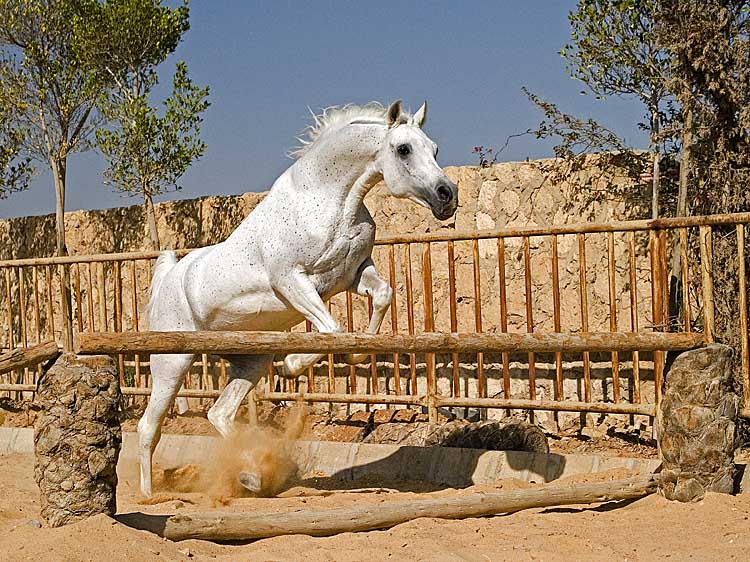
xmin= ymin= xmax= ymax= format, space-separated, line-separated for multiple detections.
xmin=138 ymin=100 xmax=458 ymax=496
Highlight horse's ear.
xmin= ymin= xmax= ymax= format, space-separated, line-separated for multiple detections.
xmin=386 ymin=100 xmax=402 ymax=128
xmin=413 ymin=101 xmax=427 ymax=128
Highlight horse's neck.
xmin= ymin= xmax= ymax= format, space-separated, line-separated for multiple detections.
xmin=294 ymin=126 xmax=383 ymax=227
xmin=342 ymin=164 xmax=381 ymax=222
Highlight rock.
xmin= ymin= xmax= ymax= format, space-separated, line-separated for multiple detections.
xmin=364 ymin=419 xmax=549 ymax=453
xmin=656 ymin=344 xmax=739 ymax=502
xmin=580 ymin=426 xmax=606 ymax=440
xmin=34 ymin=354 xmax=122 ymax=527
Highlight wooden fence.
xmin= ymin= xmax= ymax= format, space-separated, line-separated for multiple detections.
xmin=2 ymin=212 xmax=749 ymax=418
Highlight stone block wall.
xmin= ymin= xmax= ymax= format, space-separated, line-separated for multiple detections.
xmin=1 ymin=157 xmax=656 ymax=411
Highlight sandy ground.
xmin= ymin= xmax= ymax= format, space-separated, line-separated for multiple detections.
xmin=3 ymin=452 xmax=750 ymax=562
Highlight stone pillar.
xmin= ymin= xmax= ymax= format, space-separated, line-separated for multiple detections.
xmin=656 ymin=344 xmax=738 ymax=502
xmin=34 ymin=354 xmax=122 ymax=527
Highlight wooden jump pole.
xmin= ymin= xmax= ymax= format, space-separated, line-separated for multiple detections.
xmin=76 ymin=330 xmax=706 ymax=356
xmin=154 ymin=474 xmax=658 ymax=542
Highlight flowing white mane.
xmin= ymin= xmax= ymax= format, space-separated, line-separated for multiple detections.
xmin=289 ymin=102 xmax=411 ymax=159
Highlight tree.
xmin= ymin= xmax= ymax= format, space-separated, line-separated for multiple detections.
xmin=562 ymin=0 xmax=672 ymax=219
xmin=0 ymin=0 xmax=101 ymax=256
xmin=654 ymin=0 xmax=750 ymax=347
xmin=0 ymin=66 xmax=33 ymax=198
xmin=522 ymin=88 xmax=649 ymax=220
xmin=72 ymin=0 xmax=207 ymax=250
xmin=96 ymin=62 xmax=209 ymax=249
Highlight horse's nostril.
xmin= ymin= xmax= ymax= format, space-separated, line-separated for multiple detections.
xmin=437 ymin=184 xmax=453 ymax=203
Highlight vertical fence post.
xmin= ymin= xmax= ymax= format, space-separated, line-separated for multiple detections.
xmin=388 ymin=244 xmax=401 ymax=396
xmin=447 ymin=241 xmax=459 ymax=398
xmin=45 ymin=266 xmax=55 ymax=342
xmin=629 ymin=232 xmax=642 ymax=403
xmin=649 ymin=230 xmax=664 ymax=405
xmin=737 ymin=224 xmax=748 ymax=408
xmin=607 ymin=232 xmax=620 ymax=403
xmin=551 ymin=235 xmax=563 ymax=401
xmin=113 ymin=261 xmax=124 ymax=384
xmin=522 ymin=237 xmax=535 ymax=400
xmin=679 ymin=228 xmax=691 ymax=332
xmin=97 ymin=262 xmax=107 ymax=333
xmin=404 ymin=244 xmax=416 ymax=395
xmin=345 ymin=290 xmax=356 ymax=397
xmin=497 ymin=238 xmax=511 ymax=404
xmin=699 ymin=225 xmax=715 ymax=343
xmin=472 ymin=239 xmax=485 ymax=399
xmin=327 ymin=300 xmax=336 ymax=408
xmin=422 ymin=242 xmax=437 ymax=423
xmin=58 ymin=265 xmax=73 ymax=352
xmin=85 ymin=264 xmax=94 ymax=331
xmin=577 ymin=233 xmax=591 ymax=403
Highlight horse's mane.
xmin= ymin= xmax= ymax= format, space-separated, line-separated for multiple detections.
xmin=289 ymin=102 xmax=410 ymax=159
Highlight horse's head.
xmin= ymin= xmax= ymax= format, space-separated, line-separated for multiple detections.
xmin=376 ymin=100 xmax=458 ymax=221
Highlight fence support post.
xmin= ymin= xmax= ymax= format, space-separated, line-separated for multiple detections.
xmin=699 ymin=225 xmax=715 ymax=343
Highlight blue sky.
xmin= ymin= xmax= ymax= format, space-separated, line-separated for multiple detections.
xmin=1 ymin=0 xmax=649 ymax=219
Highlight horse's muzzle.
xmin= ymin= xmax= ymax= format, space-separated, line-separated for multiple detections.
xmin=430 ymin=180 xmax=459 ymax=220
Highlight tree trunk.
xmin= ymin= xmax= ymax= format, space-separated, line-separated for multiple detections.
xmin=143 ymin=191 xmax=160 ymax=251
xmin=50 ymin=157 xmax=67 ymax=257
xmin=668 ymin=105 xmax=694 ymax=334
xmin=650 ymin=107 xmax=661 ymax=221
xmin=50 ymin=156 xmax=74 ymax=350
xmin=676 ymin=106 xmax=692 ymax=220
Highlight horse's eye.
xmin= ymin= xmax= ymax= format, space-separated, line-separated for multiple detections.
xmin=397 ymin=144 xmax=411 ymax=156
xmin=434 ymin=146 xmax=439 ymax=157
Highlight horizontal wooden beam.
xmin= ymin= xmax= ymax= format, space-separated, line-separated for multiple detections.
xmin=76 ymin=330 xmax=706 ymax=356
xmin=436 ymin=397 xmax=655 ymax=416
xmin=255 ymin=391 xmax=655 ymax=416
xmin=374 ymin=211 xmax=750 ymax=244
xmin=0 ymin=383 xmax=659 ymax=416
xmin=2 ymin=212 xmax=750 ymax=267
xmin=151 ymin=475 xmax=657 ymax=541
xmin=0 ymin=341 xmax=60 ymax=376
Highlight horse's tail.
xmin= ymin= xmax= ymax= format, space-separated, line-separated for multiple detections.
xmin=148 ymin=250 xmax=178 ymax=320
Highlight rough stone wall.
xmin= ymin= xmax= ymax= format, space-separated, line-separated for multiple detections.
xmin=1 ymin=158 xmax=656 ymax=411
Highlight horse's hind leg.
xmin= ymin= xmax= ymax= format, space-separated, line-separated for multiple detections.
xmin=138 ymin=353 xmax=195 ymax=497
xmin=207 ymin=354 xmax=271 ymax=438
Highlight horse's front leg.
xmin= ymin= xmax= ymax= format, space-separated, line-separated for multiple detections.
xmin=344 ymin=258 xmax=393 ymax=365
xmin=275 ymin=271 xmax=342 ymax=378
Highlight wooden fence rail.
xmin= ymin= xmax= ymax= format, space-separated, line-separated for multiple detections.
xmin=2 ymin=212 xmax=750 ymax=419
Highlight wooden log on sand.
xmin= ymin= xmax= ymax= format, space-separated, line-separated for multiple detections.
xmin=0 ymin=341 xmax=59 ymax=375
xmin=160 ymin=475 xmax=657 ymax=541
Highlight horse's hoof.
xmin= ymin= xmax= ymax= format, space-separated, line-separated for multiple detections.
xmin=345 ymin=353 xmax=368 ymax=365
xmin=175 ymin=397 xmax=189 ymax=415
xmin=279 ymin=363 xmax=301 ymax=379
xmin=238 ymin=471 xmax=262 ymax=494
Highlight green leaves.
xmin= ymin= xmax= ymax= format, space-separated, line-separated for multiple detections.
xmin=563 ymin=0 xmax=670 ymax=105
xmin=96 ymin=60 xmax=210 ymax=198
xmin=0 ymin=53 xmax=33 ymax=197
xmin=0 ymin=0 xmax=102 ymax=162
xmin=72 ymin=0 xmax=190 ymax=98
xmin=85 ymin=1 xmax=209 ymax=207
